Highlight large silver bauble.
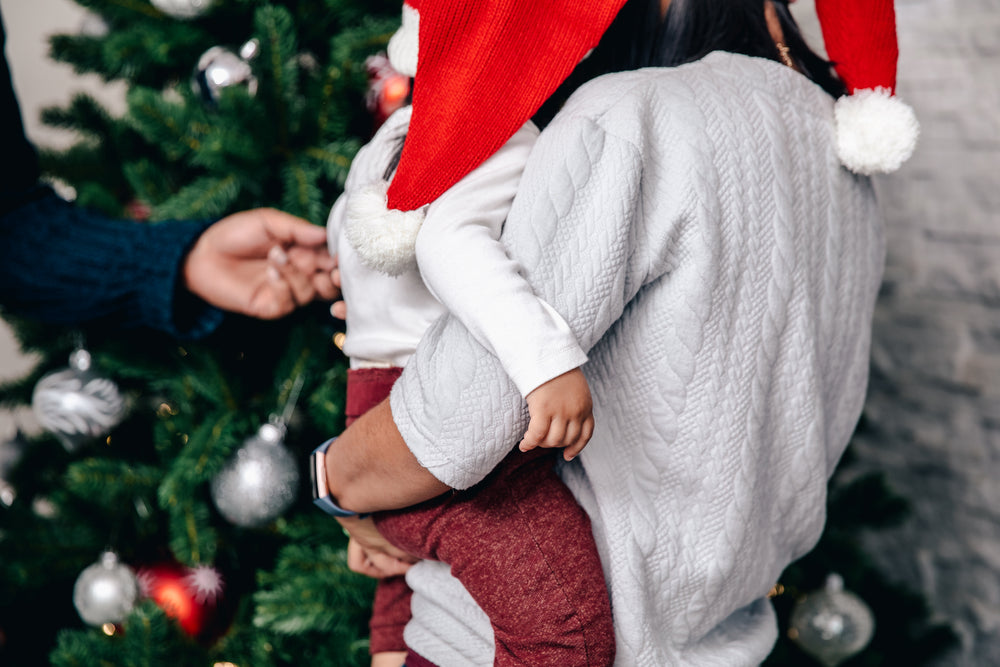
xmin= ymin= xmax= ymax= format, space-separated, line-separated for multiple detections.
xmin=210 ymin=423 xmax=299 ymax=527
xmin=193 ymin=44 xmax=258 ymax=105
xmin=32 ymin=349 xmax=126 ymax=452
xmin=150 ymin=0 xmax=213 ymax=19
xmin=789 ymin=574 xmax=875 ymax=666
xmin=73 ymin=551 xmax=139 ymax=626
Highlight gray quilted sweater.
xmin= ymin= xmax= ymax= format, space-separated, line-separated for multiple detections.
xmin=390 ymin=52 xmax=885 ymax=666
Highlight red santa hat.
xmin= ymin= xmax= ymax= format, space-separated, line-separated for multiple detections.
xmin=815 ymin=0 xmax=919 ymax=175
xmin=346 ymin=0 xmax=628 ymax=276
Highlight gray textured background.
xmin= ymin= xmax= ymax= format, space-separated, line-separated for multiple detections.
xmin=1 ymin=1 xmax=998 ymax=663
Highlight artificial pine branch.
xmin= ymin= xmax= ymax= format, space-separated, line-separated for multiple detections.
xmin=64 ymin=459 xmax=161 ymax=511
xmin=306 ymin=140 xmax=358 ymax=185
xmin=153 ymin=173 xmax=241 ymax=220
xmin=40 ymin=93 xmax=115 ymax=137
xmin=254 ymin=542 xmax=373 ymax=635
xmin=254 ymin=6 xmax=299 ymax=151
xmin=157 ymin=410 xmax=237 ymax=505
xmin=122 ymin=158 xmax=175 ymax=205
xmin=166 ymin=496 xmax=218 ymax=565
xmin=281 ymin=159 xmax=323 ymax=223
xmin=126 ymin=87 xmax=206 ymax=161
xmin=50 ymin=601 xmax=203 ymax=667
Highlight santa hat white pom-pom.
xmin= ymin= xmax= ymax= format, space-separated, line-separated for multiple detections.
xmin=834 ymin=87 xmax=920 ymax=175
xmin=345 ymin=182 xmax=424 ymax=277
xmin=387 ymin=4 xmax=419 ymax=77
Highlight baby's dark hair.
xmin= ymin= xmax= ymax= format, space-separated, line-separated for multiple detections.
xmin=383 ymin=132 xmax=406 ymax=182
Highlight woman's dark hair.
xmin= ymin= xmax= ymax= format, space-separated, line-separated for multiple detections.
xmin=536 ymin=0 xmax=845 ymax=126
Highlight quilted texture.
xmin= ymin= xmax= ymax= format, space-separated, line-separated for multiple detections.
xmin=391 ymin=52 xmax=885 ymax=666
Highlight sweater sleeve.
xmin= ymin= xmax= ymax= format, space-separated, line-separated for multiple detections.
xmin=1 ymin=13 xmax=221 ymax=338
xmin=0 ymin=191 xmax=223 ymax=338
xmin=392 ymin=118 xmax=644 ymax=488
xmin=414 ymin=122 xmax=587 ymax=397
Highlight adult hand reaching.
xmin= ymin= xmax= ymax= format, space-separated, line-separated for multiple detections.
xmin=182 ymin=208 xmax=338 ymax=319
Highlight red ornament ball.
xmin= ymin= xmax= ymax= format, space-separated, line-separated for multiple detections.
xmin=365 ymin=53 xmax=411 ymax=130
xmin=136 ymin=562 xmax=227 ymax=640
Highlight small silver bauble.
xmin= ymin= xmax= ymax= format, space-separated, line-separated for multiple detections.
xmin=73 ymin=551 xmax=139 ymax=626
xmin=149 ymin=0 xmax=214 ymax=20
xmin=210 ymin=422 xmax=299 ymax=527
xmin=193 ymin=44 xmax=258 ymax=105
xmin=789 ymin=574 xmax=876 ymax=666
xmin=32 ymin=348 xmax=126 ymax=452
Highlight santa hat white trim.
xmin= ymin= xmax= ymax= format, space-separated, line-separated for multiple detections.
xmin=387 ymin=4 xmax=419 ymax=78
xmin=345 ymin=182 xmax=425 ymax=276
xmin=834 ymin=87 xmax=919 ymax=175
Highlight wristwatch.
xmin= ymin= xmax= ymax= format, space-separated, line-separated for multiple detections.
xmin=310 ymin=437 xmax=361 ymax=517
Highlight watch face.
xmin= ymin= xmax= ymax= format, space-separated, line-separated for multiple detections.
xmin=310 ymin=450 xmax=328 ymax=500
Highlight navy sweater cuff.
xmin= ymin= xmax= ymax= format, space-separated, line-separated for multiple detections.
xmin=0 ymin=192 xmax=223 ymax=338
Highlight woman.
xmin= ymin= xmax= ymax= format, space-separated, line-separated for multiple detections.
xmin=321 ymin=0 xmax=915 ymax=664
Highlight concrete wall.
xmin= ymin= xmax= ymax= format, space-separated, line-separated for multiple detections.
xmin=846 ymin=0 xmax=1000 ymax=664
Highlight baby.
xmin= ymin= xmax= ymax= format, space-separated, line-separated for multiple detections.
xmin=320 ymin=1 xmax=628 ymax=664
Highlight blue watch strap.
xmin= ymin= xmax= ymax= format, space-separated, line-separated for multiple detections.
xmin=311 ymin=437 xmax=362 ymax=518
xmin=313 ymin=493 xmax=361 ymax=518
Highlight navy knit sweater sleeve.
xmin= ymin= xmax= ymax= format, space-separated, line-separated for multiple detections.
xmin=0 ymin=11 xmax=223 ymax=338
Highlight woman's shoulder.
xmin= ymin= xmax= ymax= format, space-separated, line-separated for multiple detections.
xmin=560 ymin=52 xmax=832 ymax=134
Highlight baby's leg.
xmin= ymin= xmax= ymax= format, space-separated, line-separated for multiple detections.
xmin=345 ymin=367 xmax=411 ymax=657
xmin=374 ymin=448 xmax=615 ymax=667
xmin=370 ymin=576 xmax=412 ymax=654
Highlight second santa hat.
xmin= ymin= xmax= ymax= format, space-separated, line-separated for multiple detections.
xmin=815 ymin=0 xmax=919 ymax=175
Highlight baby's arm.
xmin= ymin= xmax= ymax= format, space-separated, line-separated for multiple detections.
xmin=414 ymin=122 xmax=594 ymax=456
xmin=521 ymin=368 xmax=594 ymax=461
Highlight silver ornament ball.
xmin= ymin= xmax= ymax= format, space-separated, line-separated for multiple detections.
xmin=73 ymin=551 xmax=139 ymax=627
xmin=193 ymin=44 xmax=258 ymax=105
xmin=150 ymin=0 xmax=214 ymax=20
xmin=210 ymin=423 xmax=299 ymax=527
xmin=790 ymin=574 xmax=875 ymax=666
xmin=32 ymin=349 xmax=126 ymax=452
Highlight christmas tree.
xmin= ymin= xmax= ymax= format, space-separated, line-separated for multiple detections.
xmin=765 ymin=440 xmax=958 ymax=666
xmin=0 ymin=1 xmax=959 ymax=665
xmin=0 ymin=0 xmax=398 ymax=664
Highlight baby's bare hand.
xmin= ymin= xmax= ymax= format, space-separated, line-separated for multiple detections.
xmin=520 ymin=368 xmax=594 ymax=461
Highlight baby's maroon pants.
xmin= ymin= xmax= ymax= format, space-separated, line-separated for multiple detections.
xmin=345 ymin=368 xmax=614 ymax=666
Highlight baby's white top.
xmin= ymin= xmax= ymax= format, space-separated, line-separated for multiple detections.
xmin=328 ymin=105 xmax=587 ymax=396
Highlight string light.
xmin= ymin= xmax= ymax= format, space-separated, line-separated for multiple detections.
xmin=157 ymin=402 xmax=178 ymax=418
